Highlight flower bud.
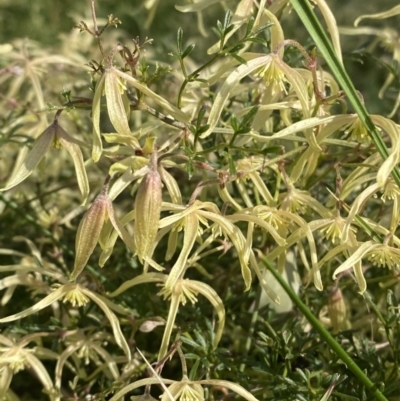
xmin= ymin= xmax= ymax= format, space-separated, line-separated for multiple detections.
xmin=134 ymin=152 xmax=162 ymax=263
xmin=328 ymin=287 xmax=347 ymax=333
xmin=70 ymin=192 xmax=108 ymax=281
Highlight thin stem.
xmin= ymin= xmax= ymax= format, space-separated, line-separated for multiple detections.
xmin=177 ymin=54 xmax=220 ymax=109
xmin=262 ymin=258 xmax=388 ymax=401
xmin=89 ymin=0 xmax=106 ymax=58
xmin=90 ymin=0 xmax=98 ymax=34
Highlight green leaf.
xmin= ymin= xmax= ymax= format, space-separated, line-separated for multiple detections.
xmin=230 ymin=53 xmax=247 ymax=65
xmin=196 ymin=105 xmax=207 ymax=129
xmin=182 ymin=43 xmax=196 ymax=59
xmin=230 ymin=116 xmax=239 ymax=132
xmin=253 ymin=22 xmax=275 ymax=36
xmin=196 ymin=124 xmax=210 ymax=135
xmin=223 ymin=10 xmax=232 ymax=32
xmin=189 ymin=358 xmax=201 ymax=381
xmin=228 ymin=43 xmax=246 ymax=54
xmin=187 ymin=158 xmax=194 ymax=178
xmin=239 ymin=105 xmax=259 ymax=128
xmin=245 ymin=16 xmax=255 ymax=37
xmin=180 ymin=335 xmax=202 ymax=349
xmin=177 ymin=27 xmax=183 ymax=55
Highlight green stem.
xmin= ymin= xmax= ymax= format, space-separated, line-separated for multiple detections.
xmin=262 ymin=258 xmax=388 ymax=401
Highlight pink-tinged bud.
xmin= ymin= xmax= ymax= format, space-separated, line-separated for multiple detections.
xmin=70 ymin=193 xmax=108 ymax=281
xmin=134 ymin=153 xmax=162 ymax=263
xmin=328 ymin=288 xmax=347 ymax=333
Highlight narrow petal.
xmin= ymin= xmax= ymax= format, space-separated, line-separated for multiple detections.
xmin=99 ymin=210 xmax=135 ymax=267
xmin=92 ymin=73 xmax=106 ymax=162
xmin=198 ymin=380 xmax=259 ymax=401
xmin=81 ymin=288 xmax=131 ymax=360
xmin=342 ymin=183 xmax=380 ymax=242
xmin=107 ymin=273 xmax=167 ymax=298
xmin=186 ymin=280 xmax=225 ymax=348
xmin=113 ymin=68 xmax=190 ymax=124
xmin=0 ymin=366 xmax=12 ymax=398
xmin=55 ymin=343 xmax=80 ymax=391
xmin=227 ymin=213 xmax=286 ymax=246
xmin=0 ymin=124 xmax=55 ymax=191
xmin=175 ymin=0 xmax=221 ymax=12
xmin=106 ymin=197 xmax=136 ymax=255
xmin=353 ymin=260 xmax=367 ymax=294
xmin=200 ymin=210 xmax=252 ymax=290
xmin=108 ymin=378 xmax=175 ymax=401
xmin=24 ymin=353 xmax=55 ymax=396
xmin=158 ymin=291 xmax=180 ymax=360
xmin=201 ymin=55 xmax=272 ymax=138
xmin=165 ymin=213 xmax=199 ymax=290
xmin=313 ymin=0 xmax=342 ymax=63
xmin=159 ymin=166 xmax=182 ymax=205
xmin=0 ymin=284 xmax=73 ymax=323
xmin=105 ymin=68 xmax=139 ymax=145
xmin=56 ymin=125 xmax=90 ymax=204
xmin=355 ymin=4 xmax=400 ymax=26
xmin=332 ymin=241 xmax=378 ymax=279
xmin=372 ymin=115 xmax=400 ymax=187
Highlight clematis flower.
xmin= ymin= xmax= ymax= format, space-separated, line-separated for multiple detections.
xmin=108 ymin=273 xmax=225 ymax=361
xmin=332 ymin=239 xmax=400 ymax=293
xmin=0 ymin=118 xmax=89 ymax=204
xmin=0 ymin=332 xmax=58 ymax=400
xmin=157 ymin=201 xmax=252 ymax=293
xmin=0 ymin=281 xmax=131 ymax=360
xmin=55 ymin=329 xmax=127 ymax=401
xmin=106 ymin=375 xmax=260 ymax=401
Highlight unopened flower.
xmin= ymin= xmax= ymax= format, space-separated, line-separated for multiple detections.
xmin=134 ymin=152 xmax=163 ymax=263
xmin=0 ymin=119 xmax=89 ymax=203
xmin=71 ymin=179 xmax=136 ymax=281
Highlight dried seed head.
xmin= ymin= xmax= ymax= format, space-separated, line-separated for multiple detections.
xmin=134 ymin=152 xmax=162 ymax=263
xmin=328 ymin=287 xmax=347 ymax=333
xmin=70 ymin=193 xmax=108 ymax=281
